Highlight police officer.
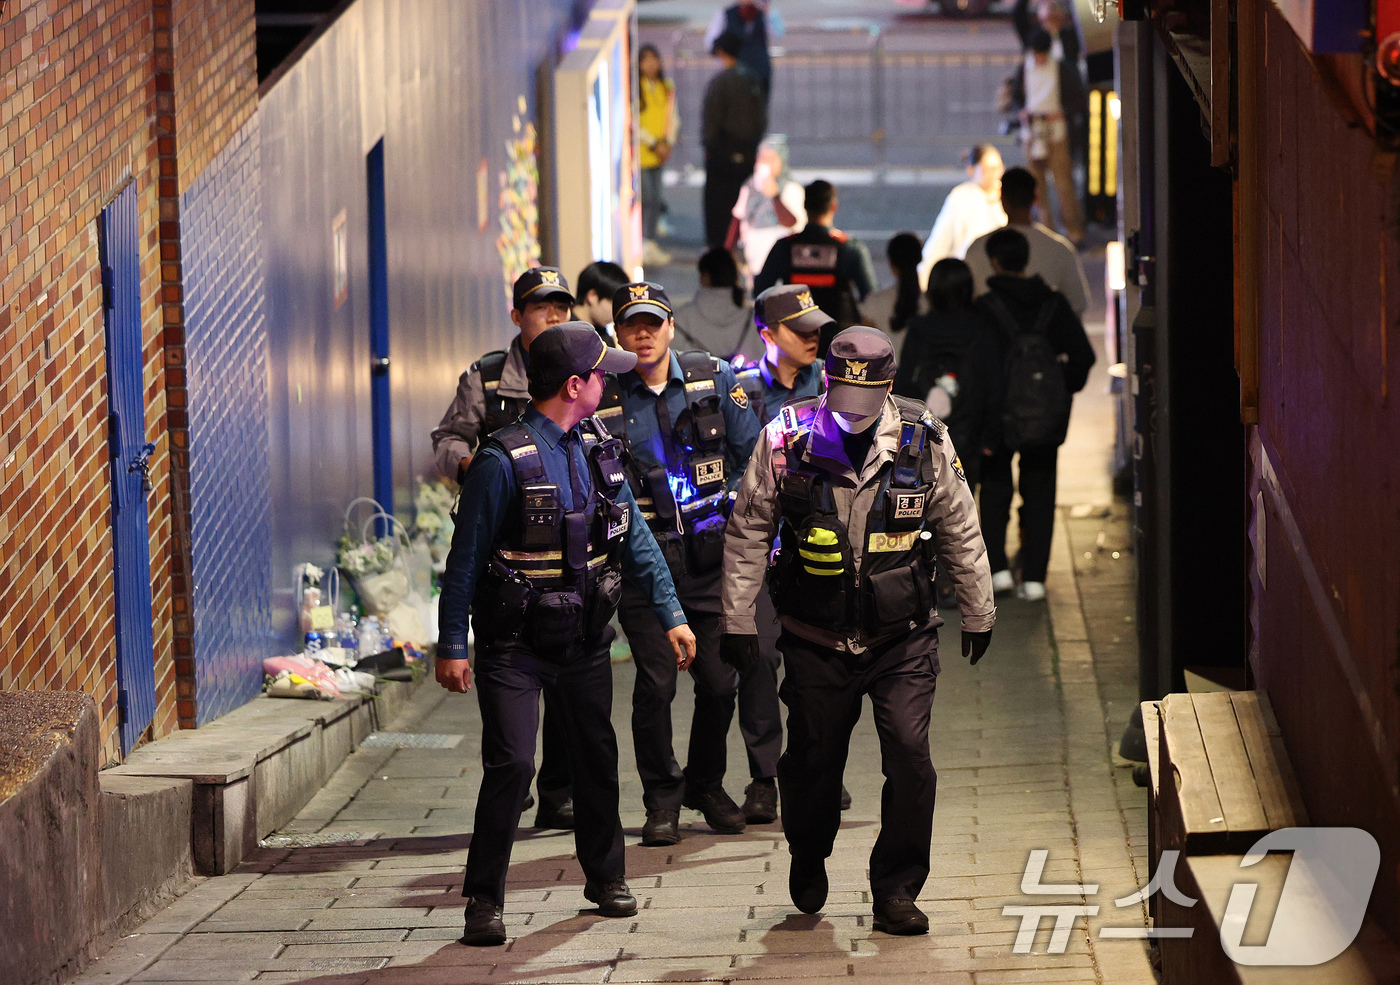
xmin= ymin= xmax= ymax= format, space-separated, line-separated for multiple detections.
xmin=437 ymin=323 xmax=698 ymax=946
xmin=430 ymin=266 xmax=577 ymax=830
xmin=604 ymin=281 xmax=762 ymax=845
xmin=728 ymin=284 xmax=828 ymax=823
xmin=752 ymin=180 xmax=879 ymax=356
xmin=721 ymin=326 xmax=996 ymax=935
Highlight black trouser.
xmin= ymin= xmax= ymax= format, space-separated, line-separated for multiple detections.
xmin=461 ymin=629 xmax=624 ymax=906
xmin=980 ymin=443 xmax=1059 ymax=583
xmin=536 ymin=698 xmax=571 ymax=810
xmin=619 ymin=570 xmax=739 ymax=812
xmin=738 ymin=585 xmax=782 ymax=780
xmin=704 ymin=155 xmax=752 ymax=247
xmin=777 ymin=623 xmax=940 ymax=901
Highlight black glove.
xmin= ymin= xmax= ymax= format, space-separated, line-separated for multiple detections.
xmin=961 ymin=629 xmax=992 ymax=665
xmin=720 ymin=633 xmax=760 ymax=677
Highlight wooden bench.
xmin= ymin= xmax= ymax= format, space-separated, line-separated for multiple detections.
xmin=1155 ymin=690 xmax=1309 ymax=856
xmin=1144 ymin=692 xmax=1400 ymax=984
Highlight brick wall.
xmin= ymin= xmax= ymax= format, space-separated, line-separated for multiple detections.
xmin=0 ymin=0 xmax=175 ymax=763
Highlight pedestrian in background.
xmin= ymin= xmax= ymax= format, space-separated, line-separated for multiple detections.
xmin=1013 ymin=0 xmax=1088 ymax=235
xmin=638 ymin=44 xmax=678 ymax=266
xmin=575 ymin=261 xmax=630 ymax=345
xmin=859 ymin=232 xmax=929 ymax=359
xmin=727 ymin=135 xmax=806 ymax=283
xmin=965 ymin=167 xmax=1089 ymax=315
xmin=918 ymin=145 xmax=1007 ymax=287
xmin=977 ymin=228 xmax=1095 ymax=602
xmin=893 ymin=258 xmax=997 ymax=492
xmin=673 ymin=248 xmax=760 ymax=364
xmin=702 ymin=32 xmax=769 ymax=247
xmin=704 ymin=0 xmax=785 ymax=97
xmin=753 ymin=179 xmax=878 ymax=355
xmin=1012 ymin=13 xmax=1085 ymax=245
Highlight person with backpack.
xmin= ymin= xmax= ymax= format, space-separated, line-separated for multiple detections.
xmin=429 ymin=267 xmax=580 ymax=831
xmin=702 ymin=32 xmax=769 ymax=247
xmin=976 ymin=228 xmax=1095 ymax=601
xmin=893 ymin=258 xmax=997 ymax=492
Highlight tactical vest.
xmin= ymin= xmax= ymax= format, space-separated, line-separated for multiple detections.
xmin=474 ymin=416 xmax=630 ymax=651
xmin=600 ymin=350 xmax=732 ymax=576
xmin=772 ymin=396 xmax=943 ymax=642
xmin=478 ymin=349 xmax=529 ymax=437
xmin=787 ymin=232 xmax=863 ymax=351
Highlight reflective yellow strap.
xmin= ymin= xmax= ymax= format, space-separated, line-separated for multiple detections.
xmin=499 ymin=549 xmax=563 ymax=561
xmin=799 ymin=549 xmax=843 ymax=563
xmin=806 ymin=528 xmax=840 ymax=547
xmin=802 ymin=567 xmax=844 ymax=576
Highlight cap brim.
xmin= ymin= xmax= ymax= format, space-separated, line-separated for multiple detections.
xmin=597 ymin=346 xmax=638 ymax=375
xmin=825 ymin=380 xmax=889 ymax=418
xmin=521 ymin=284 xmax=576 ymax=305
xmin=615 ymin=300 xmax=672 ymax=322
xmin=782 ymin=308 xmax=835 ymax=336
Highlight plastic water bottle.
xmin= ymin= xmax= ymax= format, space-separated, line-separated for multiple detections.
xmin=358 ymin=617 xmax=381 ymax=660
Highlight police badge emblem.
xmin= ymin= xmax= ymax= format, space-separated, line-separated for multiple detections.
xmin=729 ymin=383 xmax=750 ymax=410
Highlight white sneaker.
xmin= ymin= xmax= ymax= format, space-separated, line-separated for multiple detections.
xmin=1016 ymin=581 xmax=1047 ymax=601
xmin=991 ymin=569 xmax=1015 ymax=594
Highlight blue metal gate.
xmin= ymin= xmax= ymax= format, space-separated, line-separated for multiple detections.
xmin=366 ymin=139 xmax=393 ymax=517
xmin=100 ymin=183 xmax=157 ymax=754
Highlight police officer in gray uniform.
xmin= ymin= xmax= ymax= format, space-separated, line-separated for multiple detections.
xmin=430 ymin=267 xmax=577 ymax=829
xmin=721 ymin=326 xmax=996 ymax=935
xmin=437 ymin=323 xmax=697 ymax=945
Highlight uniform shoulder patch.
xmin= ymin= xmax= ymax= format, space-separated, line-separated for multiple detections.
xmin=951 ymin=454 xmax=967 ymax=483
xmin=729 ymin=383 xmax=750 ymax=410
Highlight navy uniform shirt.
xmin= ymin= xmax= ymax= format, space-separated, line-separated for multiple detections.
xmin=437 ymin=406 xmax=687 ymax=658
xmin=615 ymin=350 xmax=761 ymax=492
xmin=739 ymin=358 xmax=823 ymax=427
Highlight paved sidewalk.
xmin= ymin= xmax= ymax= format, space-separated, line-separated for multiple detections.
xmin=73 ymin=576 xmax=1155 ymax=985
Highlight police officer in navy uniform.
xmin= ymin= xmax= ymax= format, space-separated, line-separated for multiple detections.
xmin=603 ymin=281 xmax=762 ymax=846
xmin=721 ymin=327 xmax=996 ymax=936
xmin=430 ymin=266 xmax=578 ymax=830
xmin=752 ymin=181 xmax=878 ymax=355
xmin=727 ymin=284 xmax=828 ymax=823
xmin=437 ymin=323 xmax=698 ymax=946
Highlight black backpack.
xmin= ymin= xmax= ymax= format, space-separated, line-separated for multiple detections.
xmin=984 ymin=294 xmax=1071 ymax=450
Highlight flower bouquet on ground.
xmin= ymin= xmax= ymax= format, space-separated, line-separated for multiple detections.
xmin=337 ymin=497 xmax=409 ymax=617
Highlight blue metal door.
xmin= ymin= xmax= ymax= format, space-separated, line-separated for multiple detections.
xmin=100 ymin=183 xmax=157 ymax=754
xmin=366 ymin=140 xmax=393 ymax=517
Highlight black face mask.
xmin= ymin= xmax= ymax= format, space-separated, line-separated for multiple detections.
xmin=840 ymin=425 xmax=877 ymax=473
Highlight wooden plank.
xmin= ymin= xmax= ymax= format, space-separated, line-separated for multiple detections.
xmin=1142 ymin=701 xmax=1162 ymax=790
xmin=1230 ymin=691 xmax=1308 ymax=830
xmin=1209 ymin=0 xmax=1232 ymax=167
xmin=1194 ymin=691 xmax=1270 ymax=836
xmin=1161 ymin=694 xmax=1228 ymax=851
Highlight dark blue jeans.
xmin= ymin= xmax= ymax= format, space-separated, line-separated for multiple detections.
xmin=461 ymin=629 xmax=624 ymax=906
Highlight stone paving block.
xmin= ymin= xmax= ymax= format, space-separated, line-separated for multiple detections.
xmin=299 ymin=909 xmax=437 ymax=931
xmin=728 ymin=953 xmax=857 ymax=979
xmin=65 ymin=934 xmax=182 ymax=985
xmin=127 ymin=959 xmax=260 ymax=981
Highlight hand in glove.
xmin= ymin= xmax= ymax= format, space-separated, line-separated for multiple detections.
xmin=961 ymin=629 xmax=992 ymax=665
xmin=720 ymin=633 xmax=761 ymax=677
